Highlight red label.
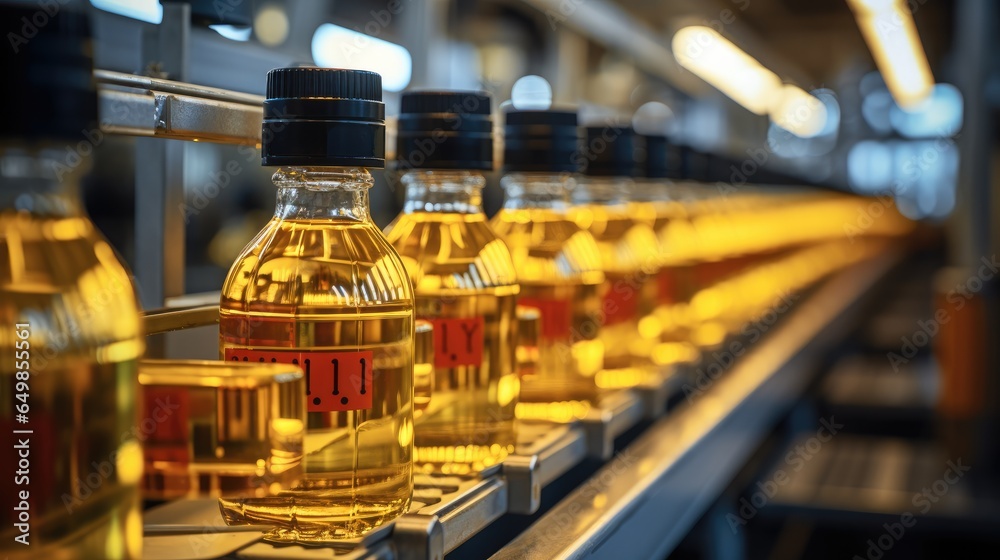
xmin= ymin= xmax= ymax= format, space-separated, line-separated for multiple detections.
xmin=425 ymin=317 xmax=484 ymax=368
xmin=602 ymin=285 xmax=638 ymax=326
xmin=519 ymin=297 xmax=572 ymax=341
xmin=657 ymin=269 xmax=675 ymax=306
xmin=142 ymin=387 xmax=191 ymax=464
xmin=224 ymin=348 xmax=374 ymax=412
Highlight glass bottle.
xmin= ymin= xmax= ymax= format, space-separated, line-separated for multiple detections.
xmin=138 ymin=359 xmax=305 ymax=500
xmin=218 ymin=69 xmax=414 ymax=541
xmin=0 ymin=5 xmax=144 ymax=557
xmin=490 ymin=109 xmax=605 ymax=410
xmin=631 ymin=135 xmax=687 ymax=307
xmin=632 ymin=135 xmax=701 ymax=353
xmin=570 ymin=126 xmax=661 ymax=389
xmin=384 ymin=91 xmax=519 ymax=476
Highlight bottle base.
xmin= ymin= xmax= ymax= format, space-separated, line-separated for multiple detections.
xmin=218 ymin=495 xmax=409 ymax=541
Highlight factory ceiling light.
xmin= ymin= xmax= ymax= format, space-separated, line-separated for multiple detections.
xmin=672 ymin=26 xmax=827 ymax=138
xmin=846 ymin=0 xmax=934 ymax=109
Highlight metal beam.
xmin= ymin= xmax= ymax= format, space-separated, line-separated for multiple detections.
xmin=97 ymin=73 xmax=263 ymax=145
xmin=520 ymin=0 xmax=693 ymax=92
xmin=952 ymin=0 xmax=994 ymax=266
xmin=134 ymin=3 xmax=190 ymax=314
xmin=519 ymin=0 xmax=815 ymax=98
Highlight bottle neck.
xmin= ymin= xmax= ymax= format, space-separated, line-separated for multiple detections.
xmin=273 ymin=166 xmax=373 ymax=222
xmin=401 ymin=170 xmax=485 ymax=215
xmin=500 ymin=173 xmax=574 ymax=211
xmin=573 ymin=176 xmax=631 ymax=206
xmin=0 ymin=147 xmax=85 ymax=217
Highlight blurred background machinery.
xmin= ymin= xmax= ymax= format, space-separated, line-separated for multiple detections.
xmin=73 ymin=1 xmax=1000 ymax=558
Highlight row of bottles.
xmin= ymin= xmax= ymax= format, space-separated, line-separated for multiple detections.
xmin=0 ymin=4 xmax=915 ymax=553
xmin=213 ymin=67 xmax=914 ymax=541
xmin=0 ymin=3 xmax=144 ymax=558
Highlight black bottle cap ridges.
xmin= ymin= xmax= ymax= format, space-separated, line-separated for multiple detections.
xmin=0 ymin=0 xmax=97 ymax=142
xmin=582 ymin=125 xmax=645 ymax=177
xmin=506 ymin=110 xmax=577 ymax=127
xmin=400 ymin=91 xmax=490 ymax=115
xmin=395 ymin=90 xmax=493 ymax=171
xmin=262 ymin=67 xmax=385 ymax=168
xmin=266 ymin=67 xmax=382 ymax=102
xmin=503 ymin=109 xmax=581 ymax=174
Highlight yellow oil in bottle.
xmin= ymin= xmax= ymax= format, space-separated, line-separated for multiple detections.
xmin=218 ymin=180 xmax=414 ymax=539
xmin=0 ymin=7 xmax=144 ymax=557
xmin=628 ymin=179 xmax=685 ymax=330
xmin=218 ymin=70 xmax=413 ymax=541
xmin=413 ymin=320 xmax=434 ymax=416
xmin=495 ymin=112 xmax=607 ymax=419
xmin=573 ymin=126 xmax=665 ymax=388
xmin=569 ymin=187 xmax=662 ymax=389
xmin=137 ymin=360 xmax=305 ymax=500
xmin=515 ymin=305 xmax=541 ymax=378
xmin=491 ymin=176 xmax=606 ymax=402
xmin=385 ymin=171 xmax=519 ymax=476
xmin=0 ymin=165 xmax=144 ymax=559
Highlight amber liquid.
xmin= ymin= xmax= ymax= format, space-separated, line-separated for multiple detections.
xmin=140 ymin=361 xmax=306 ymax=501
xmin=0 ymin=213 xmax=144 ymax=559
xmin=569 ymin=199 xmax=662 ymax=388
xmin=632 ymin=194 xmax=700 ymax=344
xmin=491 ymin=207 xmax=605 ymax=402
xmin=385 ymin=210 xmax=519 ymax=475
xmin=218 ymin=215 xmax=413 ymax=541
xmin=412 ymin=320 xmax=434 ymax=416
xmin=631 ymin=190 xmax=689 ymax=294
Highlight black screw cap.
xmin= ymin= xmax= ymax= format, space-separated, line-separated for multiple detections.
xmin=262 ymin=67 xmax=385 ymax=168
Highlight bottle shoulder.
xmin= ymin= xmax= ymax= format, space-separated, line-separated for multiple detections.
xmin=221 ymin=217 xmax=414 ymax=310
xmin=383 ymin=212 xmax=518 ymax=292
xmin=490 ymin=209 xmax=605 ymax=283
xmin=567 ymin=206 xmax=663 ymax=273
xmin=0 ymin=212 xmax=144 ymax=356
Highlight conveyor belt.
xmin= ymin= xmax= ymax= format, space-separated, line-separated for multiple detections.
xmin=141 ymin=388 xmax=646 ymax=559
xmin=138 ymin=241 xmax=903 ymax=559
xmin=490 ymin=241 xmax=903 ymax=560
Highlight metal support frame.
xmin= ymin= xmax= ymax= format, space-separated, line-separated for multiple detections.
xmin=953 ymin=0 xmax=1000 ymax=477
xmin=97 ymin=70 xmax=264 ymax=143
xmin=400 ymin=0 xmax=451 ymax=88
xmin=134 ymin=137 xmax=186 ymax=311
xmin=505 ymin=423 xmax=589 ymax=514
xmin=952 ymin=0 xmax=994 ymax=267
xmin=140 ymin=409 xmax=619 ymax=559
xmin=135 ymin=3 xmax=191 ymax=313
xmin=580 ymin=389 xmax=645 ymax=459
